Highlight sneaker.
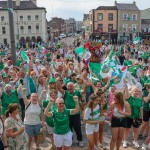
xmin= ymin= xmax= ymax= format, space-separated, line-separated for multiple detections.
xmin=123 ymin=141 xmax=127 ymax=148
xmin=79 ymin=141 xmax=84 ymax=147
xmin=142 ymin=143 xmax=147 ymax=150
xmin=98 ymin=143 xmax=103 ymax=148
xmin=133 ymin=141 xmax=140 ymax=148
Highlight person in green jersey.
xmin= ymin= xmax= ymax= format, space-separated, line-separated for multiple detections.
xmin=57 ymin=82 xmax=87 ymax=147
xmin=83 ymin=94 xmax=101 ymax=150
xmin=123 ymin=81 xmax=143 ymax=149
xmin=0 ymin=84 xmax=22 ymax=116
xmin=44 ymin=96 xmax=79 ymax=150
xmin=42 ymin=90 xmax=57 ymax=150
xmin=139 ymin=84 xmax=150 ymax=139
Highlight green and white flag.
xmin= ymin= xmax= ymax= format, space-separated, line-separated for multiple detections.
xmin=133 ymin=37 xmax=140 ymax=45
xmin=21 ymin=50 xmax=29 ymax=63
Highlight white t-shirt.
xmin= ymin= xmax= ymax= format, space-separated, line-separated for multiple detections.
xmin=24 ymin=102 xmax=41 ymax=125
xmin=33 ymin=64 xmax=43 ymax=76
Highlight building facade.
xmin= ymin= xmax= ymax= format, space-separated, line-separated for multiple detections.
xmin=115 ymin=1 xmax=141 ymax=42
xmin=141 ymin=8 xmax=150 ymax=44
xmin=76 ymin=21 xmax=82 ymax=33
xmin=82 ymin=14 xmax=90 ymax=40
xmin=89 ymin=6 xmax=118 ymax=43
xmin=47 ymin=17 xmax=66 ymax=40
xmin=65 ymin=18 xmax=76 ymax=34
xmin=0 ymin=0 xmax=47 ymax=46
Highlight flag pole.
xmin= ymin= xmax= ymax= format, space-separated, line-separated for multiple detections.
xmin=7 ymin=0 xmax=16 ymax=65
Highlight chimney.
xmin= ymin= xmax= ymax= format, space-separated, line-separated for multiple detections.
xmin=133 ymin=1 xmax=136 ymax=5
xmin=31 ymin=0 xmax=37 ymax=6
xmin=16 ymin=0 xmax=21 ymax=7
xmin=114 ymin=1 xmax=117 ymax=6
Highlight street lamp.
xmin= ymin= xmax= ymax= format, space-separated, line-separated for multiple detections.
xmin=129 ymin=27 xmax=130 ymax=43
xmin=15 ymin=10 xmax=19 ymax=44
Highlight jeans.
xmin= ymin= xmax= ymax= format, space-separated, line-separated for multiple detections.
xmin=69 ymin=114 xmax=82 ymax=141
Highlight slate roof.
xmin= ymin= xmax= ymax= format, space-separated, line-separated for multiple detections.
xmin=0 ymin=0 xmax=45 ymax=10
xmin=96 ymin=6 xmax=117 ymax=10
xmin=141 ymin=8 xmax=150 ymax=19
xmin=116 ymin=3 xmax=139 ymax=11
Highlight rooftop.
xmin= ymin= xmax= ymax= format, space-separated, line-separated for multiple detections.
xmin=96 ymin=6 xmax=117 ymax=10
xmin=0 ymin=0 xmax=45 ymax=10
xmin=115 ymin=3 xmax=139 ymax=11
xmin=141 ymin=8 xmax=150 ymax=19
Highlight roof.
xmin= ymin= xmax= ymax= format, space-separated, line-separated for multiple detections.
xmin=96 ymin=6 xmax=117 ymax=10
xmin=141 ymin=19 xmax=150 ymax=24
xmin=141 ymin=8 xmax=150 ymax=19
xmin=116 ymin=3 xmax=139 ymax=11
xmin=0 ymin=1 xmax=45 ymax=10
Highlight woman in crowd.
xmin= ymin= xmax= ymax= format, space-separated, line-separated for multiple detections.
xmin=4 ymin=103 xmax=28 ymax=150
xmin=96 ymin=90 xmax=108 ymax=148
xmin=22 ymin=88 xmax=46 ymax=150
xmin=83 ymin=93 xmax=101 ymax=150
xmin=109 ymin=92 xmax=131 ymax=150
xmin=44 ymin=96 xmax=79 ymax=150
xmin=123 ymin=81 xmax=143 ymax=148
xmin=42 ymin=90 xmax=57 ymax=150
xmin=0 ymin=115 xmax=8 ymax=150
xmin=139 ymin=84 xmax=150 ymax=138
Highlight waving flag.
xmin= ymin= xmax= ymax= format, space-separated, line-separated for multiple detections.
xmin=21 ymin=50 xmax=29 ymax=63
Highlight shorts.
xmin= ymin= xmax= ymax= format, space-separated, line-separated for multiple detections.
xmin=143 ymin=110 xmax=150 ymax=122
xmin=85 ymin=124 xmax=99 ymax=135
xmin=124 ymin=117 xmax=139 ymax=128
xmin=54 ymin=131 xmax=72 ymax=147
xmin=111 ymin=116 xmax=126 ymax=128
xmin=46 ymin=123 xmax=54 ymax=134
xmin=25 ymin=124 xmax=41 ymax=137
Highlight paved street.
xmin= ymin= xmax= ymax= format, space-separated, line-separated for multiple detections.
xmin=31 ymin=123 xmax=145 ymax=150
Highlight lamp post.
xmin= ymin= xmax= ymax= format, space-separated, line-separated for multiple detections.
xmin=15 ymin=10 xmax=19 ymax=44
xmin=7 ymin=0 xmax=16 ymax=65
xmin=129 ymin=27 xmax=130 ymax=43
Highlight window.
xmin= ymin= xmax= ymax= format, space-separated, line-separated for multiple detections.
xmin=20 ymin=26 xmax=24 ymax=34
xmin=28 ymin=26 xmax=31 ymax=33
xmin=2 ymin=27 xmax=6 ymax=34
xmin=20 ymin=16 xmax=23 ymax=21
xmin=108 ymin=24 xmax=113 ymax=32
xmin=27 ymin=16 xmax=31 ymax=21
xmin=1 ymin=16 xmax=4 ymax=22
xmin=132 ymin=24 xmax=137 ymax=31
xmin=35 ymin=15 xmax=39 ymax=21
xmin=108 ymin=13 xmax=113 ymax=21
xmin=36 ymin=25 xmax=39 ymax=33
xmin=123 ymin=14 xmax=128 ymax=20
xmin=98 ymin=24 xmax=103 ymax=32
xmin=97 ymin=13 xmax=103 ymax=21
xmin=123 ymin=24 xmax=128 ymax=32
xmin=132 ymin=14 xmax=137 ymax=21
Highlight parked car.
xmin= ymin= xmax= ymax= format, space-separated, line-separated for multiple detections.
xmin=59 ymin=33 xmax=66 ymax=39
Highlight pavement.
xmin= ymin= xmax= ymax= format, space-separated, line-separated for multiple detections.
xmin=31 ymin=123 xmax=146 ymax=150
xmin=32 ymin=37 xmax=146 ymax=150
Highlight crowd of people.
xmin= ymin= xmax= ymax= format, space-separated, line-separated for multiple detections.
xmin=0 ymin=38 xmax=149 ymax=150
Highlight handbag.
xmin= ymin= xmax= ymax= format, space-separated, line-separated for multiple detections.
xmin=37 ymin=126 xmax=46 ymax=144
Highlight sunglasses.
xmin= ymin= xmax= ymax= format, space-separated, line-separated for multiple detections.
xmin=58 ymin=103 xmax=64 ymax=105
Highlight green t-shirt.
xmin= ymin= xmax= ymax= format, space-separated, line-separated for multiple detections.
xmin=64 ymin=90 xmax=81 ymax=115
xmin=42 ymin=100 xmax=56 ymax=127
xmin=140 ymin=76 xmax=148 ymax=87
xmin=0 ymin=62 xmax=4 ymax=70
xmin=52 ymin=108 xmax=71 ymax=134
xmin=1 ymin=90 xmax=19 ymax=115
xmin=127 ymin=96 xmax=142 ymax=119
